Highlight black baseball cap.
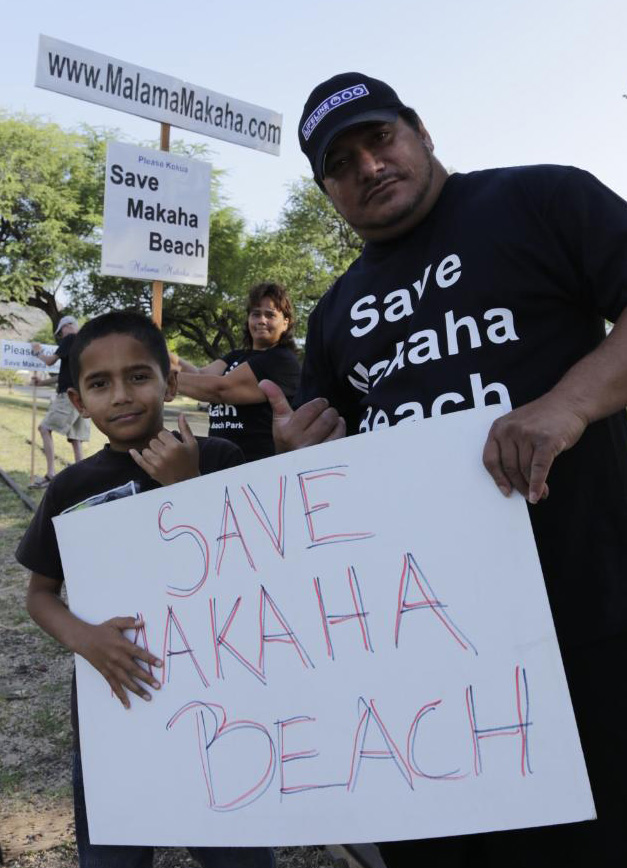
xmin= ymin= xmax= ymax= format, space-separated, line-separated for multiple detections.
xmin=299 ymin=73 xmax=407 ymax=181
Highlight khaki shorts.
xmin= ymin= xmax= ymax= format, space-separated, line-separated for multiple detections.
xmin=41 ymin=392 xmax=91 ymax=442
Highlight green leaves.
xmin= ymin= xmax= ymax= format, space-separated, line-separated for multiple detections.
xmin=0 ymin=114 xmax=108 ymax=322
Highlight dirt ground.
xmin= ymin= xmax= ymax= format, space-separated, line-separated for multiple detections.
xmin=0 ymin=475 xmax=336 ymax=868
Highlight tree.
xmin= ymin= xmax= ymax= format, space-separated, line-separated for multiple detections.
xmin=278 ymin=177 xmax=362 ymax=298
xmin=0 ymin=113 xmax=107 ymax=330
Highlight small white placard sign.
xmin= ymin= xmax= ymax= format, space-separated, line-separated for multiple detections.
xmin=1 ymin=341 xmax=60 ymax=372
xmin=101 ymin=142 xmax=211 ymax=286
xmin=35 ymin=35 xmax=282 ymax=156
xmin=55 ymin=408 xmax=594 ymax=847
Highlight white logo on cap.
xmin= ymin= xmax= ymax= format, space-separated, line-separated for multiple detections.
xmin=301 ymin=84 xmax=370 ymax=141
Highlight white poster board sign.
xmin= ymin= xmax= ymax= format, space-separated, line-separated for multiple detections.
xmin=1 ymin=340 xmax=60 ymax=372
xmin=55 ymin=408 xmax=594 ymax=846
xmin=101 ymin=142 xmax=211 ymax=286
xmin=35 ymin=35 xmax=282 ymax=156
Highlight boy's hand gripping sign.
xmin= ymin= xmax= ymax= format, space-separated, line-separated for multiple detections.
xmin=55 ymin=408 xmax=594 ymax=846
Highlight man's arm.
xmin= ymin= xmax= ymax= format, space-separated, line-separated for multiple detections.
xmin=26 ymin=572 xmax=162 ymax=708
xmin=484 ymin=307 xmax=627 ymax=504
xmin=31 ymin=342 xmax=58 ymax=366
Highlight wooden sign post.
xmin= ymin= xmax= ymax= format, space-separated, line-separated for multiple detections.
xmin=151 ymin=122 xmax=171 ymax=328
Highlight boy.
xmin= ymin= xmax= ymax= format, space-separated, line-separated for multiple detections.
xmin=16 ymin=312 xmax=274 ymax=868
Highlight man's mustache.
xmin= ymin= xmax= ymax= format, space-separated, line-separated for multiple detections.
xmin=362 ymin=173 xmax=405 ymax=204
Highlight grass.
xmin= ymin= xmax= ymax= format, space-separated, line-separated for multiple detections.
xmin=0 ymin=767 xmax=25 ymax=795
xmin=32 ymin=707 xmax=60 ymax=739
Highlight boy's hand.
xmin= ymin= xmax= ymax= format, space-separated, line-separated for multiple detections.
xmin=129 ymin=415 xmax=200 ymax=485
xmin=76 ymin=616 xmax=163 ymax=709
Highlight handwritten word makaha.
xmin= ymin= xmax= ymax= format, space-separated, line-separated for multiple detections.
xmin=124 ymin=463 xmax=534 ymax=811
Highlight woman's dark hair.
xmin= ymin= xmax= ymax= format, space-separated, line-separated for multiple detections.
xmin=242 ymin=282 xmax=297 ymax=352
xmin=69 ymin=310 xmax=170 ymax=389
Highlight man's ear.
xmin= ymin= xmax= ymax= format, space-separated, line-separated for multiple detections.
xmin=67 ymin=387 xmax=89 ymax=418
xmin=164 ymin=370 xmax=177 ymax=403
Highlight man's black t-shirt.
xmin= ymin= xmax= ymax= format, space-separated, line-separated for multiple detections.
xmin=299 ymin=165 xmax=627 ymax=648
xmin=55 ymin=333 xmax=76 ymax=394
xmin=208 ymin=345 xmax=300 ymax=462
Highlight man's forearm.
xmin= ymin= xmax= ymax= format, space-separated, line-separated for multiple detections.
xmin=549 ymin=307 xmax=627 ymax=425
xmin=483 ymin=307 xmax=627 ymax=504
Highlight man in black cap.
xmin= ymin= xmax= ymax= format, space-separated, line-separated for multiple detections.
xmin=259 ymin=73 xmax=627 ymax=866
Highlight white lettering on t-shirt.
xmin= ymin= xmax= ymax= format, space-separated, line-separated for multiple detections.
xmin=209 ymin=403 xmax=237 ymax=418
xmin=445 ymin=310 xmax=482 ymax=355
xmin=350 ymin=295 xmax=379 ymax=337
xmin=358 ymin=373 xmax=511 ymax=433
xmin=394 ymin=402 xmax=425 ymax=423
xmin=347 ymin=362 xmax=370 ymax=394
xmin=485 ymin=308 xmax=519 ymax=343
xmin=383 ymin=289 xmax=414 ymax=322
xmin=349 ymin=255 xmax=460 ymax=338
xmin=469 ymin=372 xmax=511 ymax=410
xmin=435 ymin=254 xmax=461 ymax=288
xmin=407 ymin=329 xmax=441 ymax=365
xmin=432 ymin=391 xmax=465 ymax=415
xmin=412 ymin=264 xmax=432 ymax=299
xmin=350 ymin=306 xmax=519 ymax=394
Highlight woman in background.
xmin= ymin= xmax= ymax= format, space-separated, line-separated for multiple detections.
xmin=174 ymin=282 xmax=300 ymax=462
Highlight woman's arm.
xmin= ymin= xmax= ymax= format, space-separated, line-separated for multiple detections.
xmin=177 ymin=361 xmax=267 ymax=404
xmin=170 ymin=355 xmax=228 ymax=376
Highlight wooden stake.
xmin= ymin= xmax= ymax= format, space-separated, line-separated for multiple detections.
xmin=152 ymin=122 xmax=171 ymax=328
xmin=30 ymin=382 xmax=37 ymax=484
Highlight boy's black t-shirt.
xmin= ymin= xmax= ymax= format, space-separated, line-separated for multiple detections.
xmin=16 ymin=436 xmax=243 ymax=581
xmin=208 ymin=345 xmax=301 ymax=462
xmin=298 ymin=165 xmax=627 ymax=648
xmin=16 ymin=435 xmax=243 ymax=746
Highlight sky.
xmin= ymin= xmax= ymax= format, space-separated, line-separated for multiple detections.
xmin=3 ymin=0 xmax=627 ymax=230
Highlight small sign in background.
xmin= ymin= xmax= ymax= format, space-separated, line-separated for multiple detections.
xmin=101 ymin=142 xmax=211 ymax=286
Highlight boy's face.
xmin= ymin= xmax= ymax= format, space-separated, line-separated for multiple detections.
xmin=68 ymin=334 xmax=177 ymax=452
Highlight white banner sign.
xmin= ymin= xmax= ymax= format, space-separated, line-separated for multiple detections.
xmin=35 ymin=36 xmax=282 ymax=156
xmin=1 ymin=341 xmax=60 ymax=372
xmin=101 ymin=142 xmax=211 ymax=286
xmin=55 ymin=408 xmax=594 ymax=847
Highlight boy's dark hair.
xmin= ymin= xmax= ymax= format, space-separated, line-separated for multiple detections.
xmin=242 ymin=282 xmax=297 ymax=352
xmin=69 ymin=311 xmax=170 ymax=388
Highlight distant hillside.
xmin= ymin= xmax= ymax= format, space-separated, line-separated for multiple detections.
xmin=0 ymin=303 xmax=49 ymax=340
